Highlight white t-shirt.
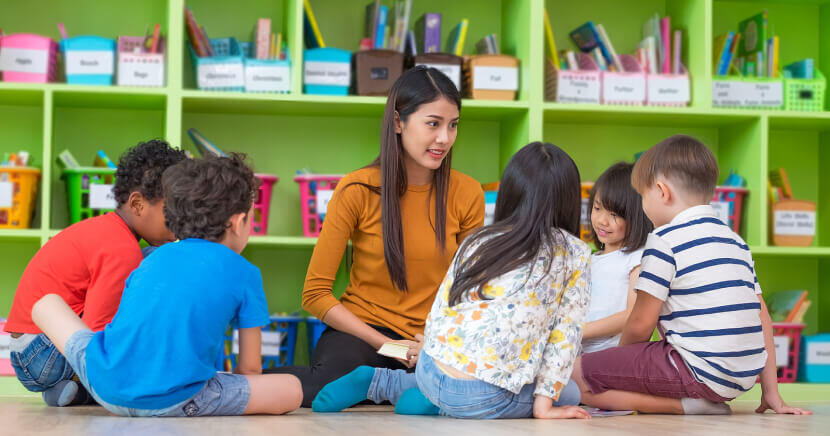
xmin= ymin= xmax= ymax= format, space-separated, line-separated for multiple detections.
xmin=582 ymin=248 xmax=643 ymax=354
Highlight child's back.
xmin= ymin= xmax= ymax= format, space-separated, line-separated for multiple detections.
xmin=85 ymin=237 xmax=267 ymax=408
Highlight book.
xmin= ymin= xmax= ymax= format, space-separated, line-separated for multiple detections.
xmin=392 ymin=0 xmax=413 ymax=53
xmin=673 ymin=30 xmax=682 ymax=74
xmin=94 ymin=150 xmax=117 ymax=169
xmin=543 ymin=9 xmax=560 ymax=68
xmin=660 ymin=16 xmax=671 ymax=74
xmin=639 ymin=36 xmax=657 ymax=74
xmin=770 ymin=36 xmax=779 ymax=78
xmin=738 ymin=10 xmax=767 ymax=73
xmin=184 ymin=6 xmax=207 ymax=57
xmin=783 ymin=59 xmax=815 ymax=79
xmin=374 ymin=5 xmax=388 ymax=49
xmin=415 ymin=13 xmax=441 ymax=54
xmin=768 ymin=168 xmax=793 ymax=199
xmin=583 ymin=407 xmax=636 ymax=417
xmin=365 ymin=1 xmax=380 ymax=47
xmin=57 ymin=149 xmax=80 ymax=169
xmin=149 ymin=23 xmax=161 ymax=54
xmin=569 ymin=22 xmax=608 ymax=62
xmin=766 ymin=290 xmax=808 ymax=323
xmin=595 ymin=24 xmax=621 ymax=72
xmin=255 ymin=18 xmax=271 ymax=59
xmin=405 ymin=30 xmax=417 ymax=56
xmin=187 ymin=128 xmax=227 ymax=158
xmin=303 ymin=0 xmax=325 ymax=48
xmin=476 ymin=35 xmax=494 ymax=55
xmin=643 ymin=13 xmax=663 ymax=70
xmin=377 ymin=343 xmax=409 ymax=360
xmin=565 ymin=50 xmax=578 ymax=70
xmin=713 ymin=32 xmax=734 ymax=75
xmin=726 ymin=33 xmax=741 ymax=75
xmin=791 ymin=300 xmax=811 ymax=324
xmin=592 ymin=47 xmax=607 ymax=71
xmin=446 ymin=19 xmax=469 ymax=55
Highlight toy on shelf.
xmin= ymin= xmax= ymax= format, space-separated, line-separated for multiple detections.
xmin=294 ymin=171 xmax=343 ymax=237
xmin=769 ymin=167 xmax=816 ymax=246
xmin=0 ymin=151 xmax=40 ymax=229
xmin=59 ymin=150 xmax=116 ymax=224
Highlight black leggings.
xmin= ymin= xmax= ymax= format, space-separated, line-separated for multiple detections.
xmin=264 ymin=324 xmax=408 ymax=407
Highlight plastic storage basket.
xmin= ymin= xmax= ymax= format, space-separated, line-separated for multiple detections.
xmin=62 ymin=168 xmax=117 ymax=224
xmin=0 ymin=319 xmax=14 ymax=375
xmin=117 ymin=35 xmax=166 ymax=87
xmin=0 ymin=33 xmax=59 ymax=83
xmin=0 ymin=167 xmax=40 ymax=229
xmin=771 ymin=323 xmax=805 ymax=383
xmin=218 ymin=316 xmax=302 ymax=371
xmin=60 ymin=35 xmax=116 ymax=85
xmin=239 ymin=42 xmax=291 ymax=94
xmin=799 ymin=334 xmax=830 ymax=382
xmin=252 ymin=173 xmax=278 ymax=235
xmin=784 ymin=70 xmax=826 ymax=112
xmin=710 ymin=186 xmax=748 ymax=234
xmin=189 ymin=38 xmax=245 ymax=92
xmin=294 ymin=174 xmax=343 ymax=237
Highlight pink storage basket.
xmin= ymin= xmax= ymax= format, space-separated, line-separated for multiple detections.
xmin=252 ymin=174 xmax=278 ymax=235
xmin=0 ymin=319 xmax=13 ymax=375
xmin=117 ymin=35 xmax=166 ymax=87
xmin=294 ymin=174 xmax=343 ymax=237
xmin=0 ymin=33 xmax=59 ymax=83
xmin=601 ymin=54 xmax=647 ymax=106
xmin=771 ymin=323 xmax=805 ymax=383
xmin=710 ymin=186 xmax=748 ymax=234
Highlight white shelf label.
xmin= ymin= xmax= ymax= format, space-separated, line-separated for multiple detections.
xmin=88 ymin=184 xmax=116 ymax=210
xmin=648 ymin=75 xmax=690 ymax=103
xmin=0 ymin=47 xmax=49 ymax=74
xmin=118 ymin=55 xmax=165 ymax=87
xmin=198 ymin=63 xmax=244 ymax=89
xmin=712 ymin=80 xmax=783 ymax=108
xmin=232 ymin=329 xmax=284 ymax=356
xmin=774 ymin=210 xmax=816 ymax=236
xmin=245 ymin=65 xmax=290 ymax=92
xmin=774 ymin=335 xmax=790 ymax=367
xmin=484 ymin=202 xmax=496 ymax=226
xmin=0 ymin=181 xmax=12 ymax=208
xmin=806 ymin=342 xmax=830 ymax=365
xmin=0 ymin=334 xmax=10 ymax=359
xmin=603 ymin=73 xmax=646 ymax=103
xmin=304 ymin=61 xmax=350 ymax=87
xmin=473 ymin=66 xmax=518 ymax=91
xmin=316 ymin=189 xmax=334 ymax=215
xmin=710 ymin=201 xmax=731 ymax=226
xmin=556 ymin=72 xmax=601 ymax=104
xmin=417 ymin=63 xmax=461 ymax=92
xmin=65 ymin=50 xmax=114 ymax=75
xmin=581 ymin=198 xmax=590 ymax=225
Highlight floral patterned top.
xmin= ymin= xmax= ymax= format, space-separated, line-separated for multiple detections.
xmin=423 ymin=229 xmax=591 ymax=400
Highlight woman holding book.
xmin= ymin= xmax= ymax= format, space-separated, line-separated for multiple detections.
xmin=265 ymin=67 xmax=485 ymax=407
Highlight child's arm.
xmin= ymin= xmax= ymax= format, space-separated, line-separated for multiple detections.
xmin=583 ymin=266 xmax=640 ymax=340
xmin=754 ymin=296 xmax=811 ymax=415
xmin=235 ymin=327 xmax=263 ymax=375
xmin=618 ymin=291 xmax=662 ymax=346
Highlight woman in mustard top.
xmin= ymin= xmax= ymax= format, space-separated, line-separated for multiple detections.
xmin=266 ymin=67 xmax=485 ymax=407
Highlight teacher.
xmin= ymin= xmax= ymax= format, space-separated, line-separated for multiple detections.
xmin=267 ymin=66 xmax=485 ymax=407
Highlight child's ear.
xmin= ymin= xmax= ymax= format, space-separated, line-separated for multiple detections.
xmin=228 ymin=212 xmax=247 ymax=236
xmin=655 ymin=181 xmax=672 ymax=205
xmin=394 ymin=110 xmax=403 ymax=134
xmin=128 ymin=192 xmax=146 ymax=216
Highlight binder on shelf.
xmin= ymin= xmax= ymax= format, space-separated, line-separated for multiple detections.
xmin=117 ymin=35 xmax=166 ymax=87
xmin=354 ymin=49 xmax=404 ymax=96
xmin=646 ymin=63 xmax=690 ymax=106
xmin=463 ymin=54 xmax=519 ymax=100
xmin=544 ymin=54 xmax=601 ymax=104
xmin=413 ymin=53 xmax=463 ymax=93
xmin=712 ymin=76 xmax=783 ymax=110
xmin=601 ymin=54 xmax=646 ymax=105
xmin=240 ymin=42 xmax=290 ymax=94
xmin=304 ymin=48 xmax=351 ymax=95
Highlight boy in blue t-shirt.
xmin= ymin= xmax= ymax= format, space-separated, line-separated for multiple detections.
xmin=30 ymin=154 xmax=302 ymax=417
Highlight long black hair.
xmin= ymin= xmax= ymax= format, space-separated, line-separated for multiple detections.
xmin=448 ymin=142 xmax=581 ymax=306
xmin=588 ymin=162 xmax=653 ymax=252
xmin=348 ymin=66 xmax=461 ymax=291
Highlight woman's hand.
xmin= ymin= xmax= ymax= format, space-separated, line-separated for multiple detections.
xmin=383 ymin=339 xmax=420 ymax=368
xmin=405 ymin=334 xmax=425 ymax=366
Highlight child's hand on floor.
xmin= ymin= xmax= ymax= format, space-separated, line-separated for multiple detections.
xmin=756 ymin=391 xmax=812 ymax=415
xmin=532 ymin=395 xmax=591 ymax=419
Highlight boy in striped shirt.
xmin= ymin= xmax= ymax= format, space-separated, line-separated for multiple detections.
xmin=571 ymin=135 xmax=810 ymax=416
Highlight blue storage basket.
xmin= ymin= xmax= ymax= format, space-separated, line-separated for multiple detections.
xmin=216 ymin=315 xmax=302 ymax=371
xmin=239 ymin=42 xmax=291 ymax=94
xmin=303 ymin=48 xmax=352 ymax=95
xmin=799 ymin=334 xmax=830 ymax=382
xmin=189 ymin=37 xmax=245 ymax=92
xmin=306 ymin=316 xmax=328 ymax=356
xmin=60 ymin=36 xmax=115 ymax=85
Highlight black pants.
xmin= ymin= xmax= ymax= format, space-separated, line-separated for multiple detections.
xmin=264 ymin=325 xmax=408 ymax=407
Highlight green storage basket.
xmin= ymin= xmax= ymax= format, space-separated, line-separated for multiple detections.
xmin=712 ymin=76 xmax=784 ymax=110
xmin=784 ymin=69 xmax=826 ymax=112
xmin=62 ymin=167 xmax=117 ymax=224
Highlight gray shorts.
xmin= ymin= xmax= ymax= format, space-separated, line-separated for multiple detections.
xmin=65 ymin=329 xmax=251 ymax=417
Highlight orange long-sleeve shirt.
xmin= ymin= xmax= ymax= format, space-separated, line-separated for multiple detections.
xmin=302 ymin=166 xmax=485 ymax=339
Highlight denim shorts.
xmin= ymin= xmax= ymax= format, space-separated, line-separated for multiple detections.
xmin=415 ymin=351 xmax=581 ymax=419
xmin=9 ymin=333 xmax=76 ymax=392
xmin=65 ymin=329 xmax=252 ymax=417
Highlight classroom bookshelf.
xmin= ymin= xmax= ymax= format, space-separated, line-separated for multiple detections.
xmin=1 ymin=0 xmax=829 ymax=366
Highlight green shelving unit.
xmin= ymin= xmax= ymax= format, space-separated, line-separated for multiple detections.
xmin=1 ymin=0 xmax=830 ymax=366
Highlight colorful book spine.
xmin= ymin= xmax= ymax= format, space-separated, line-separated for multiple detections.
xmin=543 ymin=9 xmax=560 ymax=68
xmin=672 ymin=30 xmax=681 ymax=74
xmin=660 ymin=16 xmax=671 ymax=74
xmin=256 ymin=19 xmax=271 ymax=59
xmin=374 ymin=5 xmax=388 ymax=49
xmin=714 ymin=32 xmax=733 ymax=75
xmin=416 ymin=13 xmax=441 ymax=54
xmin=303 ymin=0 xmax=325 ymax=48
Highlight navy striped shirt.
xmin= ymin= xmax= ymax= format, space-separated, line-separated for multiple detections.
xmin=635 ymin=205 xmax=766 ymax=399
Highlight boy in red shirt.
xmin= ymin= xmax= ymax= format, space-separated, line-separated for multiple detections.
xmin=4 ymin=139 xmax=186 ymax=407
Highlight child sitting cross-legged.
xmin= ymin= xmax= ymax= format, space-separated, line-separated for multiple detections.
xmin=30 ymin=154 xmax=302 ymax=417
xmin=312 ymin=142 xmax=592 ymax=420
xmin=571 ymin=135 xmax=812 ymax=416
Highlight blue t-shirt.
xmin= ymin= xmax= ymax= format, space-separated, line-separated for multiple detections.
xmin=84 ymin=238 xmax=269 ymax=409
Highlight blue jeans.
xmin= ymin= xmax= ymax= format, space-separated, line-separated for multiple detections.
xmin=9 ymin=333 xmax=75 ymax=392
xmin=65 ymin=329 xmax=251 ymax=417
xmin=368 ymin=351 xmax=581 ymax=419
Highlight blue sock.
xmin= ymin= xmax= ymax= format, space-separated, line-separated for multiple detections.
xmin=42 ymin=380 xmax=78 ymax=407
xmin=312 ymin=366 xmax=375 ymax=413
xmin=394 ymin=388 xmax=439 ymax=415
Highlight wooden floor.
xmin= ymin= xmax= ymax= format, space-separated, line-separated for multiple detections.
xmin=1 ymin=394 xmax=828 ymax=436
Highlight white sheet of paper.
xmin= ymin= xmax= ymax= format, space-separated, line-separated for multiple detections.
xmin=377 ymin=343 xmax=409 ymax=360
